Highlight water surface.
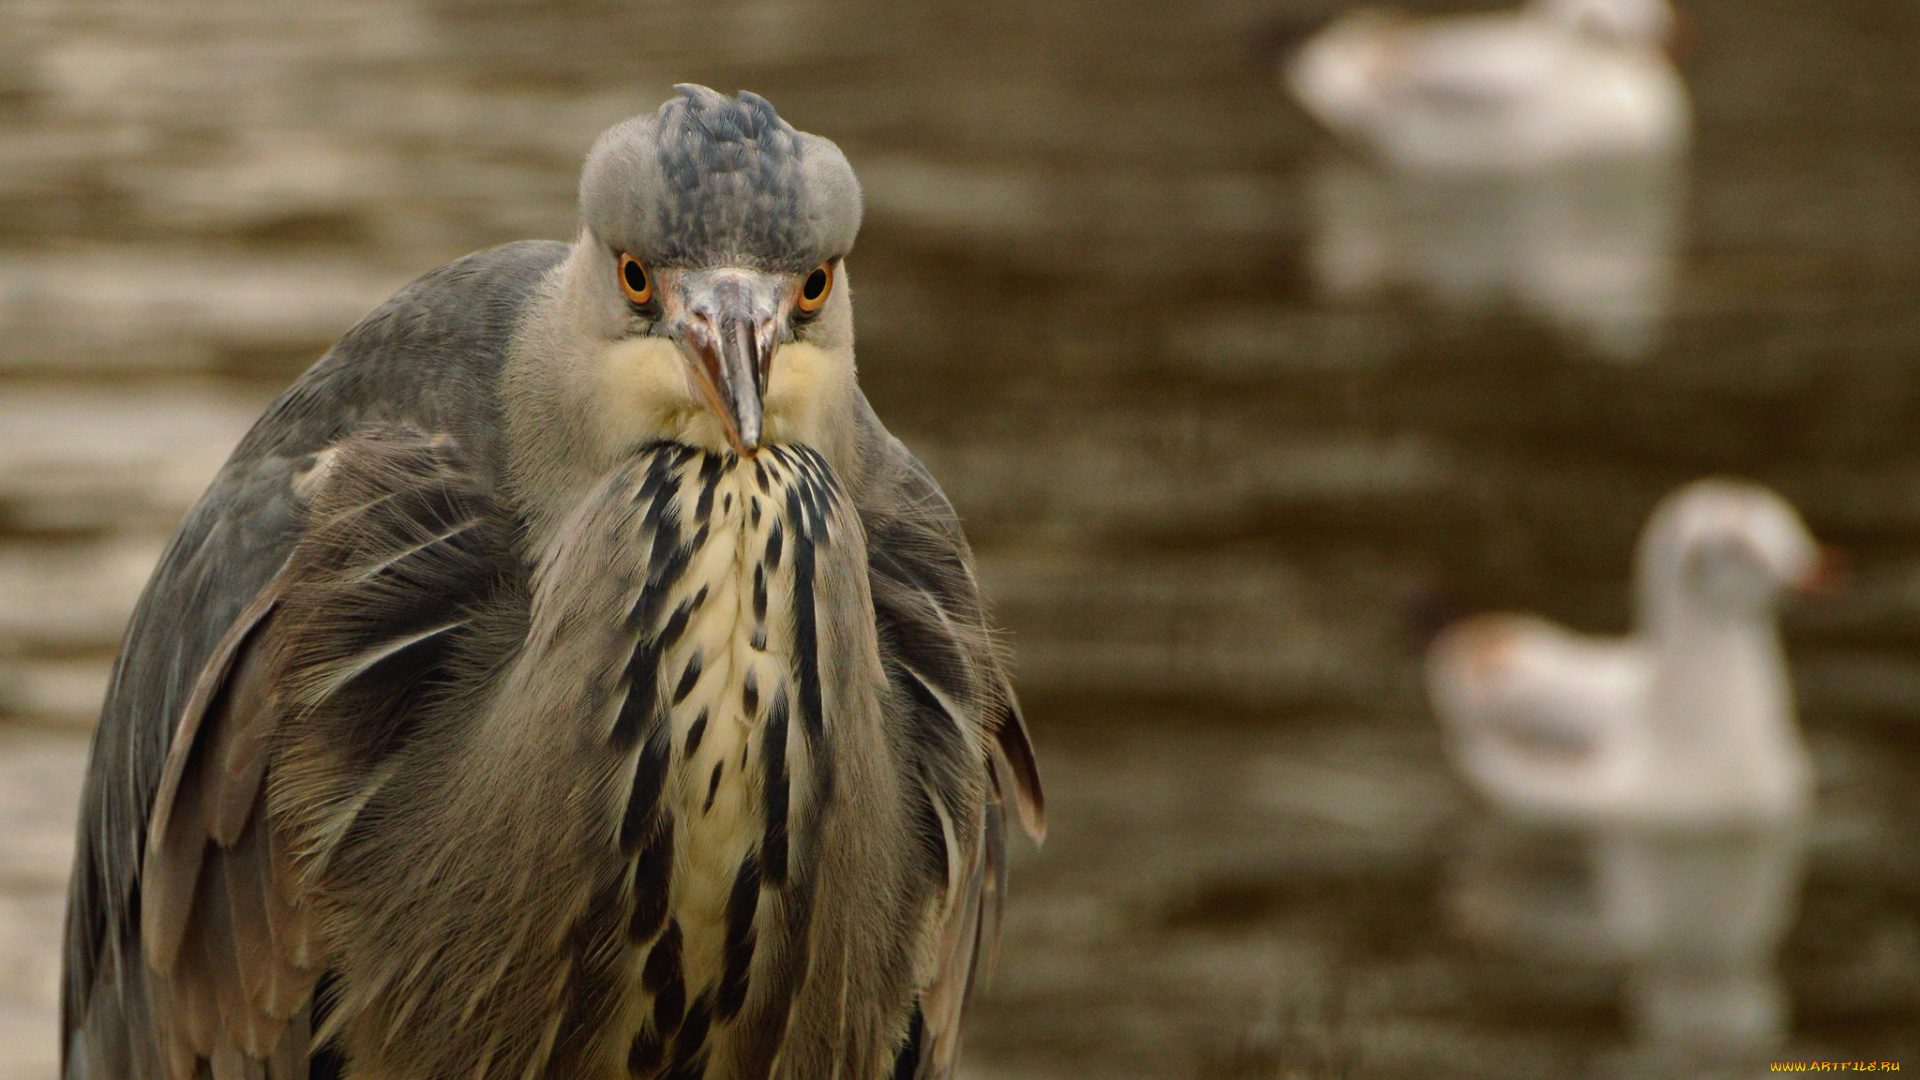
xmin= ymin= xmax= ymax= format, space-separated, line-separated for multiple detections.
xmin=2 ymin=0 xmax=1918 ymax=1074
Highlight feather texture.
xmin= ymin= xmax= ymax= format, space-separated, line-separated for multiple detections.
xmin=61 ymin=237 xmax=1039 ymax=1080
xmin=853 ymin=427 xmax=1044 ymax=1079
xmin=62 ymin=240 xmax=565 ymax=1080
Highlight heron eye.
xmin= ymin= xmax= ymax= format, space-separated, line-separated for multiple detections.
xmin=797 ymin=262 xmax=832 ymax=313
xmin=618 ymin=253 xmax=653 ymax=305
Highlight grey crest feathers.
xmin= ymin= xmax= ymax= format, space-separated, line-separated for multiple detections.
xmin=580 ymin=85 xmax=863 ymax=272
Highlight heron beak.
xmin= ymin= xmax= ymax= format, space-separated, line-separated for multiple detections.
xmin=667 ymin=268 xmax=785 ymax=455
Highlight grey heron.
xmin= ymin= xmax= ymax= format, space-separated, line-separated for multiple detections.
xmin=61 ymin=84 xmax=1044 ymax=1080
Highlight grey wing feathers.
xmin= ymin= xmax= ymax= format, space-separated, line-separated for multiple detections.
xmin=64 ymin=449 xmax=316 ymax=1080
xmin=857 ymin=431 xmax=1043 ymax=1080
xmin=139 ymin=579 xmax=321 ymax=1077
xmin=90 ymin=427 xmax=506 ymax=1080
xmin=862 ymin=441 xmax=1044 ymax=839
xmin=62 ymin=240 xmax=563 ymax=1079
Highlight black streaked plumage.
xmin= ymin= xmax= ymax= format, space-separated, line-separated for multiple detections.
xmin=695 ymin=453 xmax=725 ymax=518
xmin=683 ymin=711 xmax=708 ymax=759
xmin=788 ymin=495 xmax=825 ymax=753
xmin=763 ymin=520 xmax=783 ymax=572
xmin=760 ymin=689 xmax=792 ymax=887
xmin=717 ymin=855 xmax=761 ymax=1022
xmin=653 ymin=597 xmax=695 ymax=655
xmin=628 ymin=1027 xmax=664 ymax=1076
xmin=671 ymin=652 xmax=703 ymax=705
xmin=633 ymin=450 xmax=674 ymax=507
xmin=664 ymin=991 xmax=715 ymax=1080
xmin=640 ymin=494 xmax=690 ymax=609
xmin=614 ymin=644 xmax=663 ymax=753
xmin=628 ymin=823 xmax=675 ymax=944
xmin=619 ymin=732 xmax=672 ymax=857
xmin=644 ymin=921 xmax=686 ymax=1032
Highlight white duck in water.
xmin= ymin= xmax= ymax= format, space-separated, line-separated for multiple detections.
xmin=1428 ymin=480 xmax=1822 ymax=827
xmin=1285 ymin=0 xmax=1690 ymax=172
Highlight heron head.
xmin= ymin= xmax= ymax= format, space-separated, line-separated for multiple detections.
xmin=565 ymin=85 xmax=863 ymax=457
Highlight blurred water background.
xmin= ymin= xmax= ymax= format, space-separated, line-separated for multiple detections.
xmin=2 ymin=0 xmax=1918 ymax=1076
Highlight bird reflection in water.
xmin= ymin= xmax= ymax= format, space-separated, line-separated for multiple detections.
xmin=1449 ymin=820 xmax=1806 ymax=1055
xmin=1304 ymin=157 xmax=1687 ymax=362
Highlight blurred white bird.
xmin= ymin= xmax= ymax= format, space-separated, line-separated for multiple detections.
xmin=1285 ymin=0 xmax=1690 ymax=172
xmin=1427 ymin=479 xmax=1823 ymax=827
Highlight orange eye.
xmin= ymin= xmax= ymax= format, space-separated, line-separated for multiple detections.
xmin=797 ymin=262 xmax=832 ymax=313
xmin=618 ymin=253 xmax=653 ymax=305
